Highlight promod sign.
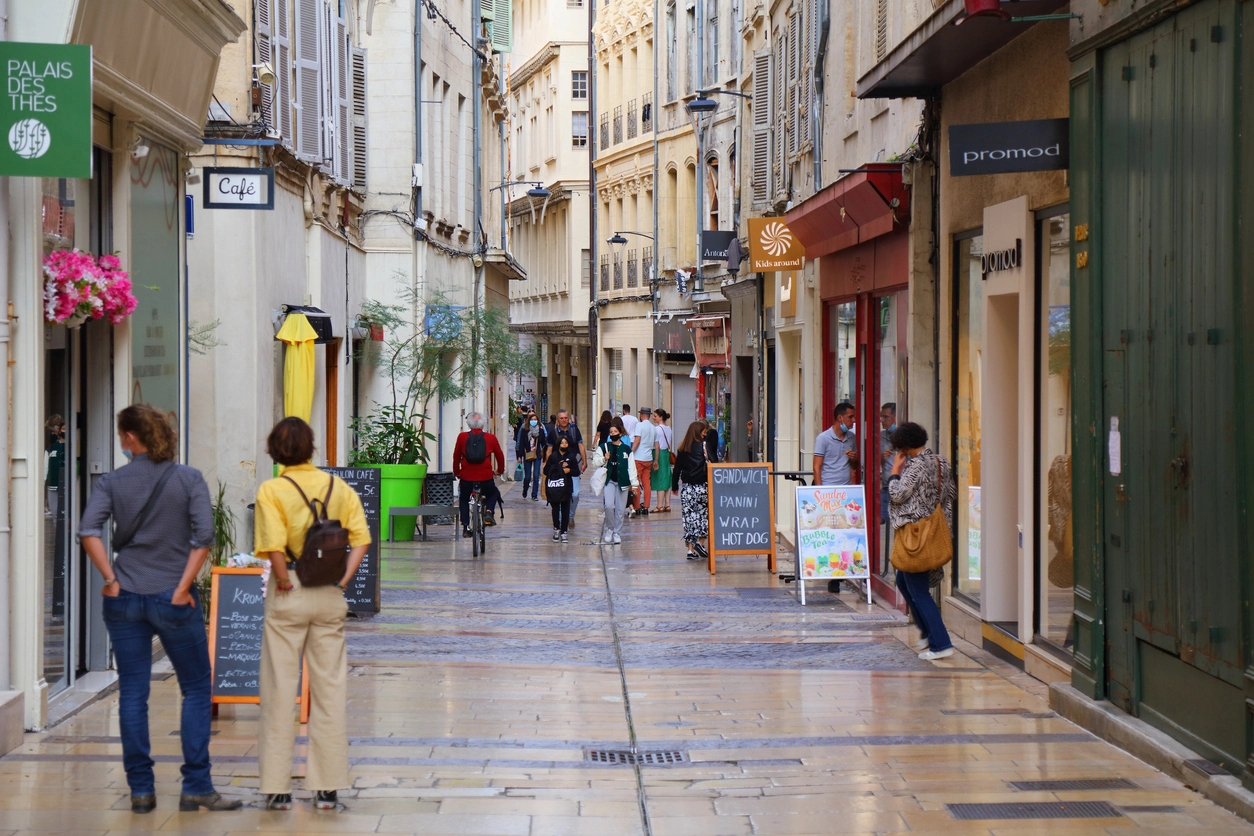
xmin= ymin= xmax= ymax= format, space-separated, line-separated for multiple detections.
xmin=0 ymin=43 xmax=92 ymax=178
xmin=948 ymin=118 xmax=1069 ymax=177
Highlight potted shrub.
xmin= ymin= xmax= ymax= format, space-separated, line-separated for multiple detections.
xmin=349 ymin=404 xmax=435 ymax=540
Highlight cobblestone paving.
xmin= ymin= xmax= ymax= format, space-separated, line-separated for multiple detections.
xmin=2 ymin=484 xmax=1252 ymax=834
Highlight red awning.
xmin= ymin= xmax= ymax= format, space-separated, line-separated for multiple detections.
xmin=784 ymin=163 xmax=909 ymax=259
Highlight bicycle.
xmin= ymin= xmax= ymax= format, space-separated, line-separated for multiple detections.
xmin=467 ymin=484 xmax=487 ymax=557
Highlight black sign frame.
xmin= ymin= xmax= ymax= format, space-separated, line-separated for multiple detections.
xmin=202 ymin=166 xmax=276 ymax=210
xmin=948 ymin=119 xmax=1069 ymax=177
xmin=705 ymin=462 xmax=777 ymax=575
xmin=701 ymin=230 xmax=737 ymax=262
xmin=323 ymin=467 xmax=382 ymax=613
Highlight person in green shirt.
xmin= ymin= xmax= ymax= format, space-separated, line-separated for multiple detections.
xmin=598 ymin=417 xmax=634 ymax=545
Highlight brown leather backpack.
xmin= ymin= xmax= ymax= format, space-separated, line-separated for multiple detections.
xmin=282 ymin=475 xmax=351 ymax=588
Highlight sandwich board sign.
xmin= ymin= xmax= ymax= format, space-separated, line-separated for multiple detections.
xmin=706 ymin=462 xmax=776 ymax=575
xmin=793 ymin=484 xmax=872 ymax=605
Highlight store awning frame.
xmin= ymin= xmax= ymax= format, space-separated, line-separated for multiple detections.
xmin=856 ymin=0 xmax=1069 ymax=100
xmin=783 ymin=163 xmax=908 ymax=260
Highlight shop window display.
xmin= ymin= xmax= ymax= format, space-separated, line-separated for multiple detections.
xmin=954 ymin=233 xmax=983 ymax=601
xmin=1039 ymin=212 xmax=1072 ymax=650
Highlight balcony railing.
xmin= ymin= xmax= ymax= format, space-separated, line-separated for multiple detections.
xmin=600 ymin=113 xmax=609 ymax=150
xmin=612 ymin=252 xmax=623 ymax=289
xmin=627 ymin=99 xmax=638 ymax=140
xmin=599 ymin=254 xmax=609 ymax=291
xmin=642 ymin=245 xmax=653 ymax=282
xmin=627 ymin=249 xmax=638 ymax=287
xmin=641 ymin=93 xmax=653 ymax=133
xmin=613 ymin=105 xmax=623 ymax=145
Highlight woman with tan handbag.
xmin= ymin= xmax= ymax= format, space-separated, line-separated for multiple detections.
xmin=887 ymin=422 xmax=957 ymax=661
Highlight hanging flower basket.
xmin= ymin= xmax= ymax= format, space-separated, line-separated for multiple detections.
xmin=43 ymin=249 xmax=137 ymax=327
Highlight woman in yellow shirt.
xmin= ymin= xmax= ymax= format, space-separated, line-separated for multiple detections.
xmin=253 ymin=417 xmax=371 ymax=811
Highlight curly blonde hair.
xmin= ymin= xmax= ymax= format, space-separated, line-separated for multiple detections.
xmin=117 ymin=404 xmax=178 ymax=463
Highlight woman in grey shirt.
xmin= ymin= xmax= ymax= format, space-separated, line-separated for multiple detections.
xmin=79 ymin=405 xmax=240 ymax=814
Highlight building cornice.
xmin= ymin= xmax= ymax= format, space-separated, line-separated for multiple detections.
xmin=510 ymin=42 xmax=562 ymax=90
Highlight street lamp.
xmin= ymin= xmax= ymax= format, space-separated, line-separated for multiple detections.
xmin=685 ymin=88 xmax=753 ymax=116
xmin=606 ymin=230 xmax=654 ymax=246
xmin=490 ymin=180 xmax=552 ymax=200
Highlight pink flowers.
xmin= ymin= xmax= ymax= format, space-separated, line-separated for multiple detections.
xmin=43 ymin=249 xmax=138 ymax=326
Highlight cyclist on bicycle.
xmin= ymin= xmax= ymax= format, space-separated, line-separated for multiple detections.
xmin=452 ymin=412 xmax=504 ymax=539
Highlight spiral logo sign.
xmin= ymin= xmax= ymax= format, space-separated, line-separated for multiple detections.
xmin=8 ymin=118 xmax=50 ymax=159
xmin=748 ymin=217 xmax=805 ymax=271
xmin=759 ymin=222 xmax=793 ymax=257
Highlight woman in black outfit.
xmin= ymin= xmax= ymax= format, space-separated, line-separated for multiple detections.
xmin=593 ymin=410 xmax=614 ymax=449
xmin=544 ymin=435 xmax=578 ymax=541
xmin=672 ymin=421 xmax=711 ymax=560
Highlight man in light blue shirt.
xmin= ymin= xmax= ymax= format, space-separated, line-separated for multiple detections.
xmin=630 ymin=407 xmax=658 ymax=515
xmin=813 ymin=402 xmax=858 ymax=487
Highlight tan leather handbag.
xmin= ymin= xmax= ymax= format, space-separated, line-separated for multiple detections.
xmin=889 ymin=459 xmax=953 ymax=574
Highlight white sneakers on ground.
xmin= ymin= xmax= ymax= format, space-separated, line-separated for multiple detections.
xmin=612 ymin=533 xmax=622 ymax=545
xmin=914 ymin=638 xmax=930 ymax=652
xmin=918 ymin=648 xmax=954 ymax=661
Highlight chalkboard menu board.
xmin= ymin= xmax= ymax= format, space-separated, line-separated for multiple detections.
xmin=209 ymin=569 xmax=266 ymax=698
xmin=323 ymin=467 xmax=381 ymax=613
xmin=706 ymin=462 xmax=777 ymax=575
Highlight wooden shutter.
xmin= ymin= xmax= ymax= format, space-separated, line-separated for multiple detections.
xmin=874 ymin=0 xmax=888 ymax=62
xmin=488 ymin=0 xmax=513 ymax=53
xmin=773 ymin=41 xmax=784 ymax=200
xmin=294 ymin=0 xmax=322 ymax=163
xmin=351 ymin=47 xmax=368 ymax=191
xmin=787 ymin=14 xmax=799 ymax=158
xmin=256 ymin=0 xmax=274 ymax=131
xmin=275 ymin=0 xmax=293 ymax=146
xmin=335 ymin=14 xmax=350 ymax=182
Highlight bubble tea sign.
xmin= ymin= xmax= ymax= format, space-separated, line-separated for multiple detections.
xmin=0 ymin=43 xmax=92 ymax=178
xmin=794 ymin=484 xmax=872 ymax=605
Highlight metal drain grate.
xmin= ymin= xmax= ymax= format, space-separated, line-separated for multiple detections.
xmin=586 ymin=749 xmax=687 ymax=765
xmin=1009 ymin=778 xmax=1137 ymax=791
xmin=1185 ymin=758 xmax=1229 ymax=777
xmin=851 ymin=614 xmax=898 ymax=621
xmin=948 ymin=801 xmax=1123 ymax=821
xmin=1120 ymin=806 xmax=1183 ymax=814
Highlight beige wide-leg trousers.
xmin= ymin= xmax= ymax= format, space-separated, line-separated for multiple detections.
xmin=258 ymin=579 xmax=350 ymax=794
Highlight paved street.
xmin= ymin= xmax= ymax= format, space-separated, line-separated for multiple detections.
xmin=2 ymin=484 xmax=1251 ymax=835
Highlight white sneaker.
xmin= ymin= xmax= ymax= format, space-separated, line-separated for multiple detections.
xmin=914 ymin=638 xmax=930 ymax=652
xmin=612 ymin=533 xmax=622 ymax=545
xmin=918 ymin=648 xmax=954 ymax=661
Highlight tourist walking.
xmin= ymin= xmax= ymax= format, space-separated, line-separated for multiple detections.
xmin=630 ymin=406 xmax=658 ymax=515
xmin=598 ymin=417 xmax=636 ymax=545
xmin=517 ymin=411 xmax=543 ymax=500
xmin=79 ymin=404 xmax=241 ymax=814
xmin=593 ymin=409 xmax=614 ymax=449
xmin=253 ymin=417 xmax=371 ymax=810
xmin=672 ymin=421 xmax=711 ymax=560
xmin=887 ymin=421 xmax=956 ymax=661
xmin=545 ymin=410 xmax=586 ymax=527
xmin=651 ymin=409 xmax=673 ymax=512
xmin=544 ymin=434 xmax=578 ymax=541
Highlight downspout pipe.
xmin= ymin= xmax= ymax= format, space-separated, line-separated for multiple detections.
xmin=652 ymin=0 xmax=660 ymax=407
xmin=0 ymin=0 xmax=13 ymax=693
xmin=471 ymin=0 xmax=484 ymax=416
xmin=588 ymin=0 xmax=598 ymax=415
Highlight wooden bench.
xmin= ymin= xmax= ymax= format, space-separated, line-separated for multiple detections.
xmin=388 ymin=505 xmax=458 ymax=541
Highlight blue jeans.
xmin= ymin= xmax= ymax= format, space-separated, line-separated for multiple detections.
xmin=102 ymin=586 xmax=214 ymax=796
xmin=896 ymin=569 xmax=953 ymax=652
xmin=521 ymin=457 xmax=541 ymax=497
xmin=570 ymin=475 xmax=581 ymax=520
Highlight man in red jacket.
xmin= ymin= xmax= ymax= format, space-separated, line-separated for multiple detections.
xmin=452 ymin=412 xmax=505 ymax=537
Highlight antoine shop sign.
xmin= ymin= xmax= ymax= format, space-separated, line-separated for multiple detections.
xmin=0 ymin=43 xmax=91 ymax=178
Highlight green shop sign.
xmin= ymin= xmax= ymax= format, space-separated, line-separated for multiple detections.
xmin=0 ymin=43 xmax=91 ymax=178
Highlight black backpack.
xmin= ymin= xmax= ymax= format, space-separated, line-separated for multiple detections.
xmin=282 ymin=476 xmax=351 ymax=588
xmin=464 ymin=432 xmax=487 ymax=464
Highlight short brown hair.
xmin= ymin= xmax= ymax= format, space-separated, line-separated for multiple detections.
xmin=117 ymin=405 xmax=178 ymax=463
xmin=267 ymin=417 xmax=315 ymax=466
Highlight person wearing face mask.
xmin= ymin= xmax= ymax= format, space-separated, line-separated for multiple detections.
xmin=598 ymin=417 xmax=634 ymax=545
xmin=544 ymin=435 xmax=578 ymax=541
xmin=813 ymin=402 xmax=859 ymax=488
xmin=78 ymin=405 xmax=241 ymax=814
xmin=516 ymin=412 xmax=543 ymax=500
xmin=888 ymin=421 xmax=956 ymax=661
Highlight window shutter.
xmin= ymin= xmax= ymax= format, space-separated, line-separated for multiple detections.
xmin=351 ymin=47 xmax=368 ymax=190
xmin=875 ymin=0 xmax=888 ymax=62
xmin=335 ymin=15 xmax=350 ymax=182
xmin=294 ymin=0 xmax=322 ymax=163
xmin=488 ymin=0 xmax=513 ymax=53
xmin=275 ymin=0 xmax=293 ymax=146
xmin=256 ymin=0 xmax=274 ymax=131
xmin=786 ymin=14 xmax=798 ymax=158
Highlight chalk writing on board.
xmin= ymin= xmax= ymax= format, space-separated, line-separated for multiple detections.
xmin=708 ymin=464 xmax=775 ymax=552
xmin=211 ymin=571 xmax=267 ymax=698
xmin=323 ymin=467 xmax=382 ymax=613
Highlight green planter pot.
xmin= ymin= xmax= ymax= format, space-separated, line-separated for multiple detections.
xmin=365 ymin=463 xmax=427 ymax=541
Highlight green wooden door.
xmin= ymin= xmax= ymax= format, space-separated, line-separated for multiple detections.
xmin=1094 ymin=0 xmax=1245 ymax=770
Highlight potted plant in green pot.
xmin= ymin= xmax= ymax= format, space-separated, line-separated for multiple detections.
xmin=350 ymin=404 xmax=434 ymax=540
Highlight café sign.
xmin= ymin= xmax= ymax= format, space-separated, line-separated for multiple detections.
xmin=748 ymin=217 xmax=805 ymax=272
xmin=948 ymin=118 xmax=1069 ymax=177
xmin=0 ymin=43 xmax=92 ymax=178
xmin=203 ymin=166 xmax=275 ymax=210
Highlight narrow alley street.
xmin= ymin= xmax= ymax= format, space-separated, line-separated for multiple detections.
xmin=3 ymin=486 xmax=1251 ymax=835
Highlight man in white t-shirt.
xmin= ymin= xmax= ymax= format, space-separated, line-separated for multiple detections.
xmin=630 ymin=407 xmax=658 ymax=514
xmin=620 ymin=404 xmax=638 ymax=437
